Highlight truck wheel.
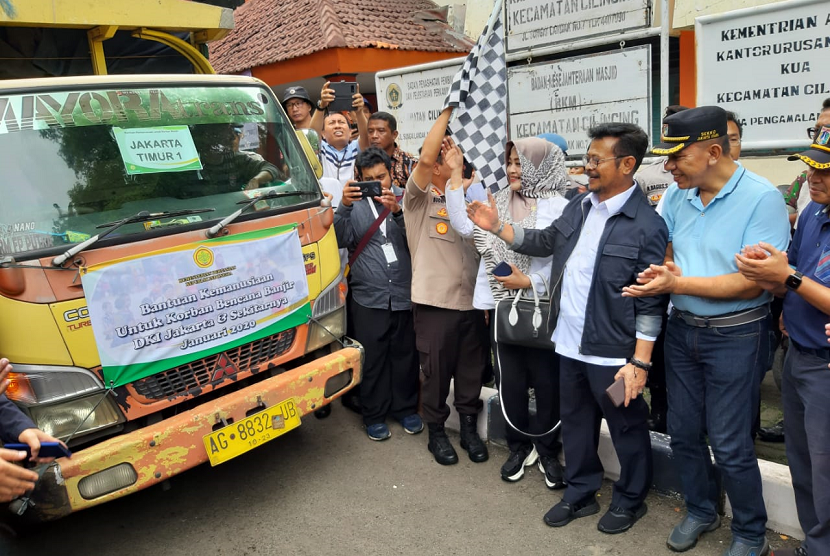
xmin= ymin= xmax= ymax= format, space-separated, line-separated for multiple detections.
xmin=313 ymin=406 xmax=331 ymax=419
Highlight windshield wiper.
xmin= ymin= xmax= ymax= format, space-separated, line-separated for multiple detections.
xmin=52 ymin=208 xmax=215 ymax=267
xmin=206 ymin=191 xmax=316 ymax=238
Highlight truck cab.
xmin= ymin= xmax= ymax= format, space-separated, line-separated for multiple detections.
xmin=0 ymin=74 xmax=361 ymax=521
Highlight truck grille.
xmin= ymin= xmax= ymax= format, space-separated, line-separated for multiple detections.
xmin=132 ymin=329 xmax=296 ymax=400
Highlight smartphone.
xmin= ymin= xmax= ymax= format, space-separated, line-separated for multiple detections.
xmin=463 ymin=157 xmax=475 ymax=180
xmin=354 ymin=180 xmax=382 ymax=199
xmin=329 ymin=82 xmax=357 ymax=112
xmin=605 ymin=377 xmax=626 ymax=408
xmin=491 ymin=261 xmax=512 ymax=277
xmin=4 ymin=442 xmax=72 ymax=459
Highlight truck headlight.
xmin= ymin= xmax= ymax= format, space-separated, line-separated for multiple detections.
xmin=5 ymin=364 xmax=103 ymax=405
xmin=306 ymin=271 xmax=348 ymax=352
xmin=29 ymin=394 xmax=124 ymax=441
xmin=306 ymin=307 xmax=346 ymax=352
xmin=312 ymin=272 xmax=347 ymax=318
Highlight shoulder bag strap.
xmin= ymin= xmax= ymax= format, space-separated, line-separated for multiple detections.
xmin=345 ymin=195 xmax=402 ymax=277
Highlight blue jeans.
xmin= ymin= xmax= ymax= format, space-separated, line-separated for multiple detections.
xmin=783 ymin=342 xmax=830 ymax=554
xmin=665 ymin=312 xmax=770 ymax=543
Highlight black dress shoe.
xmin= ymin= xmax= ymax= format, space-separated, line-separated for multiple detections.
xmin=543 ymin=497 xmax=600 ymax=527
xmin=597 ymin=503 xmax=648 ymax=534
xmin=758 ymin=420 xmax=785 ymax=443
xmin=427 ymin=424 xmax=458 ymax=465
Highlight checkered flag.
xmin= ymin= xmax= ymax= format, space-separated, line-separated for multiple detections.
xmin=442 ymin=0 xmax=507 ymax=193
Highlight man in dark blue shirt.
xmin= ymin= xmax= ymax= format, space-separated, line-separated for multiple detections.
xmin=736 ymin=122 xmax=830 ymax=556
xmin=334 ymin=148 xmax=421 ymax=442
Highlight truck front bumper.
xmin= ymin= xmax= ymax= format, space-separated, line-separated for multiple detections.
xmin=22 ymin=344 xmax=362 ymax=522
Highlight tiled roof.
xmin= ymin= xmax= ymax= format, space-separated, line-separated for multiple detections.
xmin=210 ymin=0 xmax=473 ymax=74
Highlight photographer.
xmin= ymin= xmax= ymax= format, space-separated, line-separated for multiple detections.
xmin=333 ymin=148 xmax=421 ymax=441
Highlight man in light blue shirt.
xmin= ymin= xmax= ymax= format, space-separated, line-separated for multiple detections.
xmin=624 ymin=106 xmax=790 ymax=556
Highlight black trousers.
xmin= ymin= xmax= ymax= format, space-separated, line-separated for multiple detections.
xmin=350 ymin=301 xmax=419 ymax=426
xmin=493 ymin=330 xmax=561 ymax=457
xmin=559 ymin=356 xmax=652 ymax=510
xmin=647 ymin=313 xmax=669 ymax=419
xmin=412 ymin=304 xmax=487 ymax=424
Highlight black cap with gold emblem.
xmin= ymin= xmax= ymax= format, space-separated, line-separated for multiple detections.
xmin=652 ymin=105 xmax=728 ymax=156
xmin=788 ymin=125 xmax=830 ymax=170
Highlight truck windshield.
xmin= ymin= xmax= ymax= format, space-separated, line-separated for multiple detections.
xmin=0 ymin=84 xmax=320 ymax=258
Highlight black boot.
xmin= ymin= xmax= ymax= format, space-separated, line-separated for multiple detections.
xmin=427 ymin=423 xmax=458 ymax=465
xmin=459 ymin=414 xmax=489 ymax=463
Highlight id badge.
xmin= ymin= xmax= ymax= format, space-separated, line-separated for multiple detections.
xmin=381 ymin=243 xmax=398 ymax=264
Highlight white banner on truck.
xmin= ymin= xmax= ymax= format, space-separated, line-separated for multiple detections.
xmin=375 ymin=58 xmax=464 ymax=155
xmin=696 ymin=0 xmax=830 ymax=151
xmin=505 ymin=0 xmax=651 ymax=53
xmin=508 ymin=46 xmax=652 ymax=156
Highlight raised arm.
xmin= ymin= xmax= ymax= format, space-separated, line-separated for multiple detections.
xmin=409 ymin=107 xmax=453 ymax=191
xmin=309 ymin=81 xmax=333 ymax=136
xmin=444 ymin=142 xmax=474 ymax=238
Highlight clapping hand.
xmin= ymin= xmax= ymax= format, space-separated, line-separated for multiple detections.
xmin=622 ymin=262 xmax=683 ymax=297
xmin=735 ymin=242 xmax=791 ymax=291
xmin=467 ymin=191 xmax=500 ymax=233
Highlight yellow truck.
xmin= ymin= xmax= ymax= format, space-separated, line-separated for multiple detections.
xmin=0 ymin=1 xmax=361 ymax=523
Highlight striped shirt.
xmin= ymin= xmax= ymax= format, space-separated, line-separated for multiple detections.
xmin=321 ymin=139 xmax=360 ymax=188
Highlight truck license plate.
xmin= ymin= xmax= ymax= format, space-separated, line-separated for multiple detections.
xmin=203 ymin=398 xmax=301 ymax=466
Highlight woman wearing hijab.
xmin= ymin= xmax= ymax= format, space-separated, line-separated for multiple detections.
xmin=445 ymin=137 xmax=569 ymax=489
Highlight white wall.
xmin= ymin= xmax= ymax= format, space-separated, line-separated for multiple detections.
xmin=673 ymin=0 xmax=782 ymax=29
xmin=432 ymin=0 xmax=496 ymax=40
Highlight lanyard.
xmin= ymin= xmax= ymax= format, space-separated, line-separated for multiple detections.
xmin=367 ymin=199 xmax=387 ymax=237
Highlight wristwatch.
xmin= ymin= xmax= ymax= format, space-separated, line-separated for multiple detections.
xmin=316 ymin=99 xmax=325 ymax=110
xmin=785 ymin=270 xmax=803 ymax=290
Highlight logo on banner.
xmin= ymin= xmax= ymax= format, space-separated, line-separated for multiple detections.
xmin=193 ymin=246 xmax=214 ymax=268
xmin=386 ymin=84 xmax=402 ymax=109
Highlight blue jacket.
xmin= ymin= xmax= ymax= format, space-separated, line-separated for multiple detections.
xmin=511 ymin=188 xmax=669 ymax=359
xmin=0 ymin=395 xmax=35 ymax=444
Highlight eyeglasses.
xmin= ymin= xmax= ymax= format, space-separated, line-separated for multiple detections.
xmin=808 ymin=127 xmax=820 ymax=140
xmin=581 ymin=155 xmax=624 ymax=169
xmin=285 ymin=100 xmax=306 ymax=109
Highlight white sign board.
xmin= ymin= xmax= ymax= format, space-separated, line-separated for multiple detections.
xmin=697 ymin=0 xmax=830 ymax=150
xmin=375 ymin=59 xmax=464 ymax=155
xmin=508 ymin=46 xmax=652 ymax=155
xmin=113 ymin=125 xmax=202 ymax=175
xmin=506 ymin=0 xmax=651 ymax=53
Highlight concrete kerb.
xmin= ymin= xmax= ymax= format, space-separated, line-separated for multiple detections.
xmin=442 ymin=382 xmax=803 ymax=541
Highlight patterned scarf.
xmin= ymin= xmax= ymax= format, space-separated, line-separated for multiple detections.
xmin=473 ymin=137 xmax=569 ymax=300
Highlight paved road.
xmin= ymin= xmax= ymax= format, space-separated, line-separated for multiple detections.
xmin=5 ymin=406 xmax=798 ymax=556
